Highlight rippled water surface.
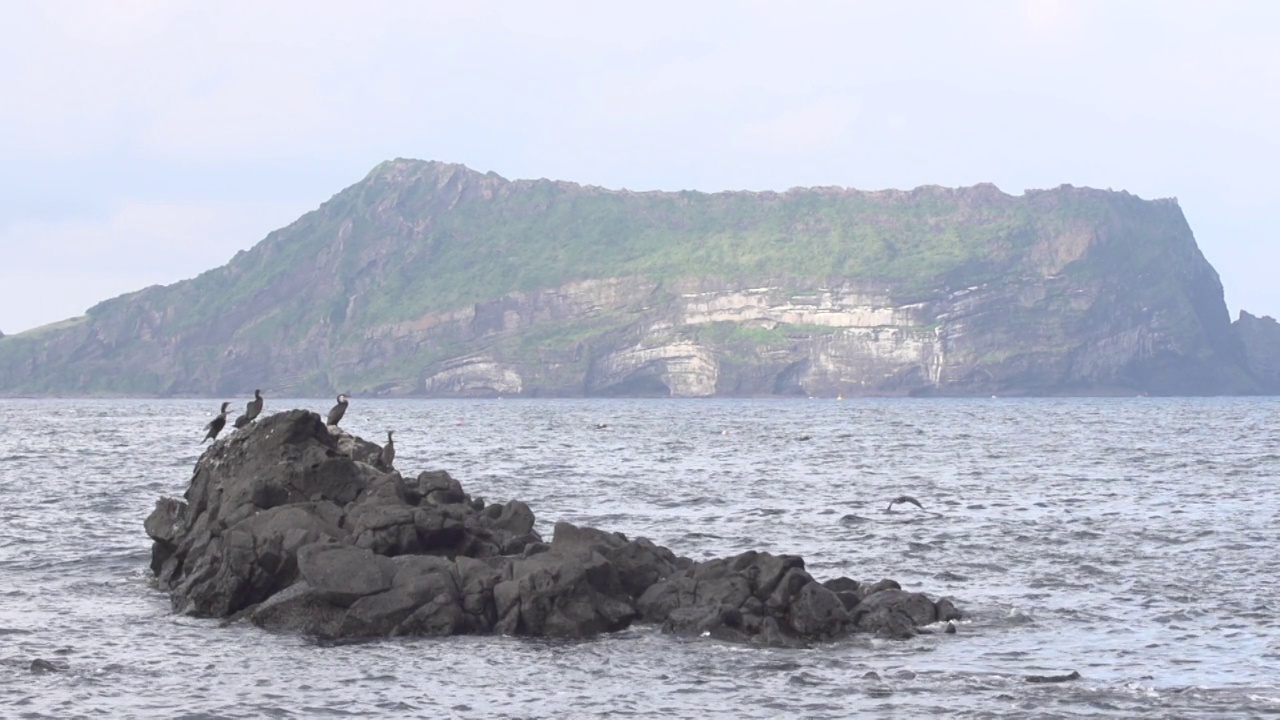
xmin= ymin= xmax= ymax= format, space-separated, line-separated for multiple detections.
xmin=3 ymin=397 xmax=1280 ymax=718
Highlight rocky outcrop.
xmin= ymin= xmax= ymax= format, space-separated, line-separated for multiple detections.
xmin=5 ymin=160 xmax=1260 ymax=397
xmin=146 ymin=410 xmax=961 ymax=645
xmin=1233 ymin=311 xmax=1280 ymax=393
xmin=634 ymin=553 xmax=962 ymax=646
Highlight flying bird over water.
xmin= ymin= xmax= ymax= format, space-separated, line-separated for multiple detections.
xmin=234 ymin=389 xmax=264 ymax=429
xmin=379 ymin=430 xmax=395 ymax=471
xmin=327 ymin=394 xmax=348 ymax=427
xmin=202 ymin=402 xmax=231 ymax=443
xmin=886 ymin=495 xmax=925 ymax=512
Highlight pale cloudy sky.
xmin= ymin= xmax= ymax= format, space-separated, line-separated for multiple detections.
xmin=2 ymin=0 xmax=1278 ymax=333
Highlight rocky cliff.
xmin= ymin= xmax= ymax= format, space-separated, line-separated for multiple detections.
xmin=1233 ymin=311 xmax=1280 ymax=393
xmin=0 ymin=160 xmax=1267 ymax=396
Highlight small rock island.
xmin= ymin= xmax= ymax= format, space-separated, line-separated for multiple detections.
xmin=145 ymin=410 xmax=961 ymax=644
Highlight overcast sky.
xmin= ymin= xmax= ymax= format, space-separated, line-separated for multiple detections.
xmin=2 ymin=0 xmax=1278 ymax=333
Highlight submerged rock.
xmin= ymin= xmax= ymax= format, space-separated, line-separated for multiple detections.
xmin=145 ymin=410 xmax=961 ymax=645
xmin=1025 ymin=670 xmax=1081 ymax=683
xmin=29 ymin=659 xmax=62 ymax=673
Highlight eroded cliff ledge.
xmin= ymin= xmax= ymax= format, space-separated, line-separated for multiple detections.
xmin=0 ymin=160 xmax=1267 ymax=396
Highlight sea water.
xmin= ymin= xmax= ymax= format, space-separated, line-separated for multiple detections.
xmin=2 ymin=397 xmax=1278 ymax=718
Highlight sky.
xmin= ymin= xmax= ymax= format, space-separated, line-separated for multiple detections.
xmin=1 ymin=0 xmax=1278 ymax=333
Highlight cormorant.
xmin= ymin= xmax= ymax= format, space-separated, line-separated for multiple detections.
xmin=234 ymin=389 xmax=264 ymax=429
xmin=379 ymin=430 xmax=395 ymax=470
xmin=202 ymin=402 xmax=231 ymax=443
xmin=327 ymin=394 xmax=348 ymax=427
xmin=885 ymin=495 xmax=925 ymax=512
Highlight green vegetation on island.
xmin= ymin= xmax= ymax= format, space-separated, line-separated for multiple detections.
xmin=0 ymin=159 xmax=1266 ymax=397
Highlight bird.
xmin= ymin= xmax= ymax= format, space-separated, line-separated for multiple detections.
xmin=327 ymin=393 xmax=348 ymax=427
xmin=202 ymin=402 xmax=231 ymax=443
xmin=379 ymin=430 xmax=395 ymax=471
xmin=886 ymin=495 xmax=925 ymax=512
xmin=234 ymin=389 xmax=264 ymax=429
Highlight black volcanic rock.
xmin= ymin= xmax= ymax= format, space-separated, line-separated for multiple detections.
xmin=637 ymin=551 xmax=858 ymax=645
xmin=145 ymin=410 xmax=961 ymax=644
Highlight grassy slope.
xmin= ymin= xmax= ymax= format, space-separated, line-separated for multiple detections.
xmin=348 ymin=174 xmax=1048 ymax=329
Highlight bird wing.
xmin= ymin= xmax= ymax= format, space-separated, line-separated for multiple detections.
xmin=886 ymin=495 xmax=925 ymax=511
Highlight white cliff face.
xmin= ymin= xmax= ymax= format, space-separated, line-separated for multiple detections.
xmin=804 ymin=327 xmax=944 ymax=392
xmin=678 ymin=288 xmax=926 ymax=328
xmin=421 ymin=356 xmax=523 ymax=396
xmin=676 ymin=287 xmax=939 ymax=395
xmin=350 ymin=278 xmax=951 ymax=397
xmin=344 ymin=279 xmax=944 ymax=397
xmin=587 ymin=341 xmax=719 ymax=397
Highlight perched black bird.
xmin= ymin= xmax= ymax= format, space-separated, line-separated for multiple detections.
xmin=202 ymin=402 xmax=231 ymax=443
xmin=379 ymin=430 xmax=395 ymax=471
xmin=885 ymin=495 xmax=925 ymax=512
xmin=234 ymin=389 xmax=264 ymax=429
xmin=327 ymin=393 xmax=348 ymax=427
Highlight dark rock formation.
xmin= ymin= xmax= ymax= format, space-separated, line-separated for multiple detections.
xmin=1025 ymin=670 xmax=1082 ymax=683
xmin=146 ymin=410 xmax=961 ymax=645
xmin=1234 ymin=311 xmax=1280 ymax=392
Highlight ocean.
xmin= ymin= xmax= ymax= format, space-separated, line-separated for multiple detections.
xmin=2 ymin=396 xmax=1278 ymax=718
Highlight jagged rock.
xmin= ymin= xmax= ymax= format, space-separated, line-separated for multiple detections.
xmin=412 ymin=507 xmax=470 ymax=553
xmin=849 ymin=588 xmax=961 ymax=639
xmin=416 ymin=470 xmax=466 ymax=505
xmin=550 ymin=521 xmax=684 ymax=598
xmin=297 ymin=542 xmax=395 ymax=607
xmin=342 ymin=563 xmax=458 ymax=637
xmin=820 ymin=576 xmax=864 ymax=611
xmin=936 ymin=597 xmax=964 ymax=622
xmin=146 ymin=409 xmax=961 ymax=645
xmin=493 ymin=546 xmax=635 ymax=637
xmin=453 ymin=556 xmax=503 ymax=632
xmin=854 ymin=589 xmax=939 ymax=626
xmin=348 ymin=504 xmax=420 ymax=555
xmin=481 ymin=500 xmax=536 ymax=537
xmin=394 ymin=588 xmax=469 ymax=636
xmin=637 ymin=551 xmax=855 ymax=646
xmin=247 ymin=581 xmax=345 ymax=636
xmin=145 ymin=497 xmax=188 ymax=546
xmin=169 ymin=503 xmax=347 ymax=616
xmin=863 ymin=578 xmax=902 ymax=597
xmin=787 ymin=582 xmax=850 ymax=636
xmin=145 ymin=497 xmax=188 ymax=576
xmin=1026 ymin=670 xmax=1081 ymax=683
xmin=329 ymin=426 xmax=383 ymax=465
xmin=29 ymin=659 xmax=62 ymax=673
xmin=821 ymin=576 xmax=861 ymax=594
xmin=376 ymin=555 xmax=467 ymax=636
